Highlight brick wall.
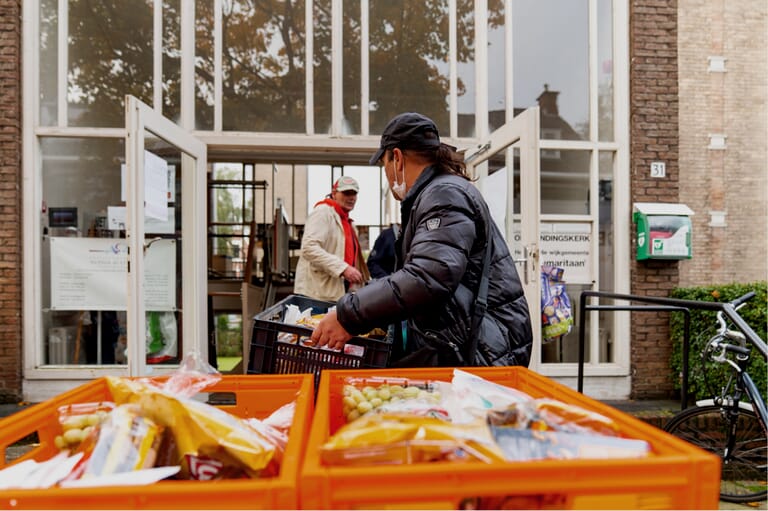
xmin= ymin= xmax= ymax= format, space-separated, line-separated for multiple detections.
xmin=0 ymin=0 xmax=22 ymax=402
xmin=678 ymin=0 xmax=768 ymax=286
xmin=629 ymin=0 xmax=681 ymax=399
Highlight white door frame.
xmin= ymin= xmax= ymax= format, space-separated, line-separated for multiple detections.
xmin=125 ymin=95 xmax=207 ymax=376
xmin=465 ymin=107 xmax=542 ymax=370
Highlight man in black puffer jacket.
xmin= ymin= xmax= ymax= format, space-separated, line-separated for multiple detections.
xmin=310 ymin=112 xmax=533 ymax=367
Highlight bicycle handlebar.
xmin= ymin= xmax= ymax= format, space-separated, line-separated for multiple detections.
xmin=721 ymin=292 xmax=768 ymax=360
xmin=731 ymin=291 xmax=756 ymax=308
xmin=715 ymin=292 xmax=756 ymax=335
xmin=720 ymin=342 xmax=752 ymax=357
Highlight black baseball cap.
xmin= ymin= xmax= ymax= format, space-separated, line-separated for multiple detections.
xmin=369 ymin=112 xmax=442 ymax=165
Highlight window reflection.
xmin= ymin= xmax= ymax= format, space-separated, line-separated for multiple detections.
xmin=68 ymin=0 xmax=154 ymax=128
xmin=513 ymin=0 xmax=589 ymax=140
xmin=196 ymin=0 xmax=215 ymax=130
xmin=313 ymin=0 xmax=332 ymax=134
xmin=541 ymin=149 xmax=590 ymax=214
xmin=39 ymin=0 xmax=58 ymax=126
xmin=598 ymin=151 xmax=614 ymax=362
xmin=343 ymin=0 xmax=362 ymax=134
xmin=369 ymin=0 xmax=453 ymax=134
xmin=221 ymin=0 xmax=306 ymax=132
xmin=41 ymin=137 xmax=126 ymax=365
xmin=456 ymin=0 xmax=476 ymax=137
xmin=163 ymin=0 xmax=182 ymax=124
xmin=598 ymin=0 xmax=614 ymax=141
xmin=502 ymin=146 xmax=590 ymax=215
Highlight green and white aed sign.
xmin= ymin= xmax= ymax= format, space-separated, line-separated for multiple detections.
xmin=633 ymin=203 xmax=694 ymax=261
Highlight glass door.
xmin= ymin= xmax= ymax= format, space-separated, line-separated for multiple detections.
xmin=464 ymin=107 xmax=543 ymax=369
xmin=124 ymin=96 xmax=207 ymax=376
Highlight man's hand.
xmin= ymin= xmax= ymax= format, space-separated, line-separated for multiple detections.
xmin=310 ymin=310 xmax=353 ymax=350
xmin=342 ymin=265 xmax=364 ymax=285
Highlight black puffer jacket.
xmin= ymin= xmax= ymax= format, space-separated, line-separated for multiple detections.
xmin=336 ymin=165 xmax=533 ymax=367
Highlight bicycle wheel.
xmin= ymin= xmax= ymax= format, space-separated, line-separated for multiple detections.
xmin=664 ymin=405 xmax=767 ymax=503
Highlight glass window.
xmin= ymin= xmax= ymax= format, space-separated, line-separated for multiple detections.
xmin=41 ymin=137 xmax=126 ymax=365
xmin=456 ymin=0 xmax=475 ymax=137
xmin=67 ymin=0 xmax=154 ymax=128
xmin=39 ymin=0 xmax=58 ymax=126
xmin=163 ymin=0 xmax=182 ymax=124
xmin=598 ymin=0 xmax=614 ymax=141
xmin=368 ymin=0 xmax=450 ymax=134
xmin=541 ymin=149 xmax=590 ymax=214
xmin=513 ymin=0 xmax=589 ymax=140
xmin=598 ymin=151 xmax=615 ymax=362
xmin=343 ymin=0 xmax=362 ymax=135
xmin=487 ymin=0 xmax=506 ymax=133
xmin=313 ymin=0 xmax=332 ymax=134
xmin=195 ymin=0 xmax=214 ymax=130
xmin=221 ymin=0 xmax=306 ymax=132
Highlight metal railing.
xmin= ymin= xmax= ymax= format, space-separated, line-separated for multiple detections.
xmin=578 ymin=290 xmax=768 ymax=409
xmin=577 ymin=291 xmax=699 ymax=409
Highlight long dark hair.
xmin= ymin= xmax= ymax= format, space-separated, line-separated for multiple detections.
xmin=394 ymin=131 xmax=470 ymax=180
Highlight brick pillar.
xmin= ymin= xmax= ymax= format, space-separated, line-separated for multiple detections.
xmin=629 ymin=0 xmax=681 ymax=399
xmin=0 ymin=0 xmax=23 ymax=402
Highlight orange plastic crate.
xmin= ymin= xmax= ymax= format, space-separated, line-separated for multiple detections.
xmin=0 ymin=374 xmax=314 ymax=510
xmin=301 ymin=367 xmax=721 ymax=510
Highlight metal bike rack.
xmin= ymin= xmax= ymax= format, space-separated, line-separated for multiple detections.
xmin=578 ymin=290 xmax=766 ymax=411
xmin=577 ymin=291 xmax=693 ymax=409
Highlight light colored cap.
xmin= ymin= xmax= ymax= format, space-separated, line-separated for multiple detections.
xmin=333 ymin=175 xmax=360 ymax=193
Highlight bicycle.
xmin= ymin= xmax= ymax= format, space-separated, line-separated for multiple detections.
xmin=663 ymin=291 xmax=768 ymax=504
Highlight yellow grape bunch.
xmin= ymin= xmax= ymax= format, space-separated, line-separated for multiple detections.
xmin=341 ymin=382 xmax=443 ymax=423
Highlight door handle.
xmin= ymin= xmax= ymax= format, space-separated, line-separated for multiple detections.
xmin=513 ymin=246 xmax=528 ymax=283
xmin=525 ymin=245 xmax=539 ymax=285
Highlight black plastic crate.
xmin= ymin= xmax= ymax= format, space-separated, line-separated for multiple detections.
xmin=248 ymin=295 xmax=391 ymax=388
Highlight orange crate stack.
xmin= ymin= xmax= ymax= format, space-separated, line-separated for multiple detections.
xmin=0 ymin=374 xmax=314 ymax=510
xmin=301 ymin=367 xmax=721 ymax=510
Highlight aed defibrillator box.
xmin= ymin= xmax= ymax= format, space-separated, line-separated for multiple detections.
xmin=633 ymin=203 xmax=694 ymax=261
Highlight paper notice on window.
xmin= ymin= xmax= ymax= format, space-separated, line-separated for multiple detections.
xmin=107 ymin=206 xmax=175 ymax=234
xmin=50 ymin=237 xmax=176 ymax=311
xmin=144 ymin=150 xmax=169 ymax=221
xmin=119 ymin=151 xmax=169 ymax=221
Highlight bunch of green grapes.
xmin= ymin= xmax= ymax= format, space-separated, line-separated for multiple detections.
xmin=341 ymin=383 xmax=441 ymax=423
xmin=54 ymin=409 xmax=110 ymax=450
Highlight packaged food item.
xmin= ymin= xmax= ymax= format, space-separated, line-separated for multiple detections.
xmin=54 ymin=401 xmax=115 ymax=451
xmin=487 ymin=398 xmax=622 ymax=436
xmin=541 ymin=265 xmax=574 ymax=342
xmin=490 ymin=427 xmax=650 ymax=461
xmin=448 ymin=369 xmax=533 ymax=423
xmin=320 ymin=413 xmax=506 ymax=466
xmin=340 ymin=377 xmax=451 ymax=423
xmin=81 ymin=404 xmax=164 ymax=477
xmin=106 ymin=375 xmax=278 ymax=479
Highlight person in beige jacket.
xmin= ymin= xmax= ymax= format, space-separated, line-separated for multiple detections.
xmin=294 ymin=176 xmax=371 ymax=301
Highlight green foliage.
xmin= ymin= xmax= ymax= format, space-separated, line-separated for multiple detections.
xmin=214 ymin=313 xmax=243 ymax=358
xmin=669 ymin=282 xmax=767 ymax=403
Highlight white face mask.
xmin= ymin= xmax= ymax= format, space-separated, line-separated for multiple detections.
xmin=390 ymin=157 xmax=406 ymax=201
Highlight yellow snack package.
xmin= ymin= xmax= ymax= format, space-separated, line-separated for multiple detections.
xmin=106 ymin=376 xmax=276 ymax=478
xmin=320 ymin=413 xmax=506 ymax=466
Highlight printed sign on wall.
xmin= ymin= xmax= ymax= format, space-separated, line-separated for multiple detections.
xmin=50 ymin=237 xmax=176 ymax=311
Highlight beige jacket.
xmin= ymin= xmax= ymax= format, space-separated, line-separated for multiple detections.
xmin=294 ymin=203 xmax=370 ymax=302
